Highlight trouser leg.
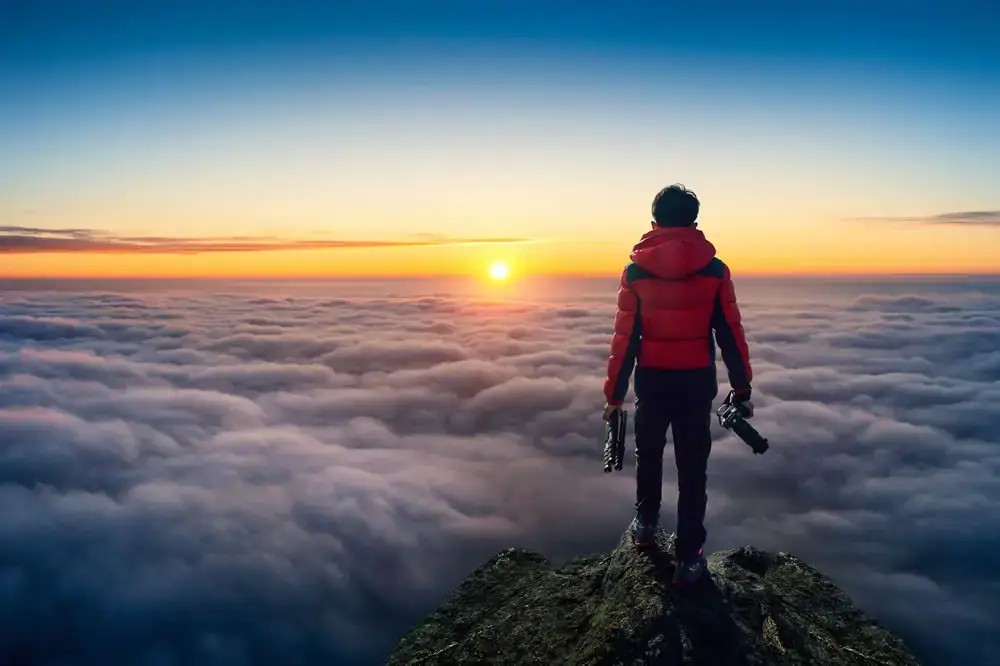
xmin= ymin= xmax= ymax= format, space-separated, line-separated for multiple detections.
xmin=671 ymin=400 xmax=713 ymax=560
xmin=633 ymin=398 xmax=671 ymax=523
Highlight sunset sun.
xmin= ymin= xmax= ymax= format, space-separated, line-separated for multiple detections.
xmin=488 ymin=261 xmax=510 ymax=281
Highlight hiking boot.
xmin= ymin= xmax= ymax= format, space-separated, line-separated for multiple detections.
xmin=631 ymin=515 xmax=657 ymax=548
xmin=672 ymin=549 xmax=707 ymax=586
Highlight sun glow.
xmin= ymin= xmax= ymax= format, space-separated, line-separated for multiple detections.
xmin=488 ymin=260 xmax=510 ymax=281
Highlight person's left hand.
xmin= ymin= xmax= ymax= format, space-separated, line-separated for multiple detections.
xmin=602 ymin=403 xmax=621 ymax=421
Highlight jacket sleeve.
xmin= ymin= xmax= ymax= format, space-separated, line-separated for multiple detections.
xmin=710 ymin=264 xmax=753 ymax=392
xmin=603 ymin=268 xmax=642 ymax=406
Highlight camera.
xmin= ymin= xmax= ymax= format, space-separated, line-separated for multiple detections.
xmin=603 ymin=408 xmax=627 ymax=472
xmin=717 ymin=391 xmax=769 ymax=455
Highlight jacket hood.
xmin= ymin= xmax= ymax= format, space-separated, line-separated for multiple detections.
xmin=629 ymin=227 xmax=717 ymax=279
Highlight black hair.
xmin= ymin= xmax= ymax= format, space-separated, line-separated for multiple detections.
xmin=651 ymin=184 xmax=700 ymax=227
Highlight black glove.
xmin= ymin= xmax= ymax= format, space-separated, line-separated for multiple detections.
xmin=725 ymin=387 xmax=754 ymax=419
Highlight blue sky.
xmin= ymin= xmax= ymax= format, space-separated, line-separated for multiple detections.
xmin=1 ymin=0 xmax=998 ymax=276
xmin=3 ymin=1 xmax=998 ymax=71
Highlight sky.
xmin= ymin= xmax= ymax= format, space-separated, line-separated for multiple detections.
xmin=2 ymin=0 xmax=999 ymax=277
xmin=1 ymin=276 xmax=999 ymax=665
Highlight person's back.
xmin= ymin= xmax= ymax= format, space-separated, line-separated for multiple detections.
xmin=602 ymin=184 xmax=753 ymax=586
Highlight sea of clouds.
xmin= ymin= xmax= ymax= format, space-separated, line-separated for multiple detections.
xmin=0 ymin=276 xmax=998 ymax=666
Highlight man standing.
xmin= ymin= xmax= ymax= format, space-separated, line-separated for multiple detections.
xmin=602 ymin=184 xmax=754 ymax=586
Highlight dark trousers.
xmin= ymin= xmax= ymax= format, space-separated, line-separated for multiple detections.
xmin=633 ymin=368 xmax=715 ymax=561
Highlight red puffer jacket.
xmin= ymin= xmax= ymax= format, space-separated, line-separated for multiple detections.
xmin=603 ymin=226 xmax=752 ymax=406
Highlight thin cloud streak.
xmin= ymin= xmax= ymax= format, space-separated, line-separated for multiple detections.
xmin=0 ymin=228 xmax=537 ymax=254
xmin=847 ymin=211 xmax=1000 ymax=226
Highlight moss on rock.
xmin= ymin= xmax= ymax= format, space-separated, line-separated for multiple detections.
xmin=386 ymin=528 xmax=921 ymax=666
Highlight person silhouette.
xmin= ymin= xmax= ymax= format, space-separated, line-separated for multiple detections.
xmin=602 ymin=184 xmax=754 ymax=586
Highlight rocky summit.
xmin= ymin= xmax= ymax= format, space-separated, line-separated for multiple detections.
xmin=386 ymin=528 xmax=921 ymax=665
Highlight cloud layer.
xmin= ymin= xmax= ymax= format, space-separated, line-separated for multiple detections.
xmin=1 ymin=276 xmax=998 ymax=666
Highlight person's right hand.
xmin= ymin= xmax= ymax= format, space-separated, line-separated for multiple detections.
xmin=727 ymin=388 xmax=754 ymax=419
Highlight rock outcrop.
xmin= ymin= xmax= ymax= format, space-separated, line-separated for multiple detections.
xmin=386 ymin=528 xmax=921 ymax=665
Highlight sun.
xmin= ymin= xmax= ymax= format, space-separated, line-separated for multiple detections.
xmin=488 ymin=260 xmax=510 ymax=281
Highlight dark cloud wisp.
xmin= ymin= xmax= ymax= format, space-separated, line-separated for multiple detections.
xmin=0 ymin=227 xmax=534 ymax=254
xmin=847 ymin=210 xmax=1000 ymax=226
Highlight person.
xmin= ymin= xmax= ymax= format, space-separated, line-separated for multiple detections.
xmin=602 ymin=184 xmax=754 ymax=586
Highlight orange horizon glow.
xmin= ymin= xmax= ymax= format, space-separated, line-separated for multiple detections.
xmin=2 ymin=216 xmax=998 ymax=279
xmin=2 ymin=248 xmax=997 ymax=279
